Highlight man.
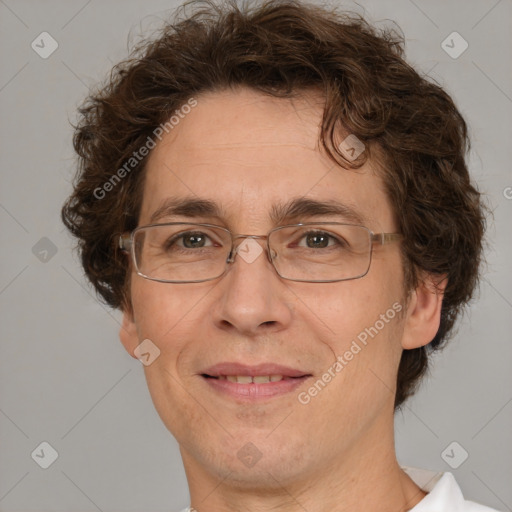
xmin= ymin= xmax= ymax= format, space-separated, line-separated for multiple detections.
xmin=61 ymin=0 xmax=496 ymax=510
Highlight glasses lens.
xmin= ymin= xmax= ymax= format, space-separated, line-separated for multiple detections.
xmin=269 ymin=224 xmax=372 ymax=281
xmin=131 ymin=223 xmax=372 ymax=283
xmin=133 ymin=224 xmax=230 ymax=282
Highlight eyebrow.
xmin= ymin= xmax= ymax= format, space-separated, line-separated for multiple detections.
xmin=149 ymin=196 xmax=367 ymax=226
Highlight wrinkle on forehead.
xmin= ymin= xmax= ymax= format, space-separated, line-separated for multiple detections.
xmin=156 ymin=88 xmax=325 ymax=148
xmin=141 ymin=87 xmax=395 ymax=233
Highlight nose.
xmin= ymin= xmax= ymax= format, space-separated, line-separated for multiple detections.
xmin=225 ymin=235 xmax=277 ymax=267
xmin=212 ymin=237 xmax=292 ymax=336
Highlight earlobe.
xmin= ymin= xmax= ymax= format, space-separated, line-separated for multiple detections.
xmin=119 ymin=306 xmax=140 ymax=359
xmin=401 ymin=274 xmax=447 ymax=350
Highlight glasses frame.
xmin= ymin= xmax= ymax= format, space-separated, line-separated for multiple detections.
xmin=118 ymin=222 xmax=402 ymax=284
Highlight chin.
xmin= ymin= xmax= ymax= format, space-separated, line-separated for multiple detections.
xmin=214 ymin=456 xmax=310 ymax=492
xmin=193 ymin=432 xmax=312 ymax=489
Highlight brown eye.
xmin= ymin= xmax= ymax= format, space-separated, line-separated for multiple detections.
xmin=295 ymin=230 xmax=343 ymax=249
xmin=165 ymin=231 xmax=214 ymax=251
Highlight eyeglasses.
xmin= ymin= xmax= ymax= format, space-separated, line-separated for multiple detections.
xmin=118 ymin=222 xmax=402 ymax=284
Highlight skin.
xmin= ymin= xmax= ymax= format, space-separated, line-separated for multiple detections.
xmin=120 ymin=87 xmax=445 ymax=511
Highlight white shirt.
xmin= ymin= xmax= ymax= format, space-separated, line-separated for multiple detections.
xmin=178 ymin=466 xmax=502 ymax=511
xmin=404 ymin=466 xmax=501 ymax=511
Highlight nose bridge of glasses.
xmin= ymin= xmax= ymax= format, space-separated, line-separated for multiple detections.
xmin=227 ymin=234 xmax=274 ymax=263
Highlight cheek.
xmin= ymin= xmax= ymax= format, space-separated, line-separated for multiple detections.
xmin=320 ymin=282 xmax=402 ymax=343
xmin=130 ymin=279 xmax=209 ymax=438
xmin=129 ymin=279 xmax=189 ymax=383
xmin=313 ymin=256 xmax=406 ymax=383
xmin=131 ymin=277 xmax=196 ymax=339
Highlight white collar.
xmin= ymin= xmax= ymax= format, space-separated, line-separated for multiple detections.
xmin=403 ymin=466 xmax=498 ymax=511
xmin=403 ymin=466 xmax=461 ymax=510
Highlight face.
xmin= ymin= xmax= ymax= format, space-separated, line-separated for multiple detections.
xmin=120 ymin=87 xmax=440 ymax=492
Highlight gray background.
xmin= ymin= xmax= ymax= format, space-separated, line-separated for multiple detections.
xmin=0 ymin=0 xmax=511 ymax=510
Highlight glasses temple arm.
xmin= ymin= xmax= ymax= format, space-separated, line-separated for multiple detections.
xmin=371 ymin=232 xmax=402 ymax=245
xmin=119 ymin=233 xmax=131 ymax=251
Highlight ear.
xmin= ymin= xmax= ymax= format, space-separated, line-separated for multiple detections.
xmin=119 ymin=305 xmax=140 ymax=360
xmin=401 ymin=273 xmax=448 ymax=350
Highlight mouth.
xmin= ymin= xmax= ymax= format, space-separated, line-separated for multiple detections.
xmin=200 ymin=362 xmax=312 ymax=401
xmin=204 ymin=374 xmax=297 ymax=383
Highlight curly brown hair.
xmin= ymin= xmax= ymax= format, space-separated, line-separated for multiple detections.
xmin=61 ymin=0 xmax=486 ymax=409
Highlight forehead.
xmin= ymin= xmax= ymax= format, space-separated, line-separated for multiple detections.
xmin=140 ymin=88 xmax=395 ymax=231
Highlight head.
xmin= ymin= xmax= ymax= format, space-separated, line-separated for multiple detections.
xmin=62 ymin=0 xmax=485 ymax=492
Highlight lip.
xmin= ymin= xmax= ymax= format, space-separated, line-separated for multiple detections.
xmin=200 ymin=362 xmax=312 ymax=401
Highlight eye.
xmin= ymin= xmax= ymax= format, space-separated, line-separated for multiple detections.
xmin=296 ymin=230 xmax=343 ymax=249
xmin=165 ymin=231 xmax=216 ymax=250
